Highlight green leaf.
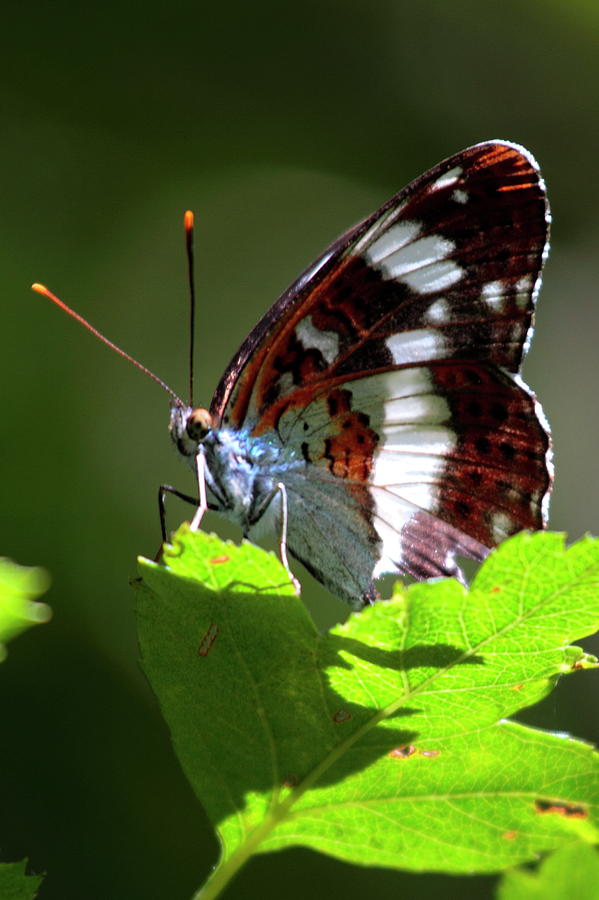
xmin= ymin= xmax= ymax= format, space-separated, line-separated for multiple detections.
xmin=0 ymin=559 xmax=51 ymax=661
xmin=0 ymin=861 xmax=43 ymax=900
xmin=136 ymin=528 xmax=599 ymax=896
xmin=497 ymin=842 xmax=599 ymax=899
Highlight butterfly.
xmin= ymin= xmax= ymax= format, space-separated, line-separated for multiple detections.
xmin=35 ymin=140 xmax=552 ymax=608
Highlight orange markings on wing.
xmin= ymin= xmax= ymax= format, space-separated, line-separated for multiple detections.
xmin=225 ymin=256 xmax=359 ymax=429
xmin=475 ymin=144 xmax=515 ymax=169
xmin=225 ymin=350 xmax=272 ymax=429
xmin=251 ymin=383 xmax=335 ymax=435
xmin=252 ymin=369 xmax=384 ymax=434
xmin=252 ymin=256 xmax=390 ymax=423
xmin=322 ymin=411 xmax=378 ymax=481
xmin=498 ymin=182 xmax=536 ymax=192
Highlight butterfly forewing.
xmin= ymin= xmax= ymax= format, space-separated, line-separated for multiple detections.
xmin=213 ymin=141 xmax=548 ymax=428
xmin=209 ymin=140 xmax=552 ymax=604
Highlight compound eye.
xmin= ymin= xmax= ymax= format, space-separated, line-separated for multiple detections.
xmin=186 ymin=407 xmax=214 ymax=441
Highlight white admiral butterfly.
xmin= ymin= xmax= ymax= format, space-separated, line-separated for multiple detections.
xmin=35 ymin=140 xmax=552 ymax=607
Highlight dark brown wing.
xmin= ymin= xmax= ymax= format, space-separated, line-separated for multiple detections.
xmin=211 ymin=141 xmax=549 ymax=435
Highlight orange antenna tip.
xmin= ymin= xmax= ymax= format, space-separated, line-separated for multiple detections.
xmin=32 ymin=283 xmax=50 ymax=296
xmin=183 ymin=209 xmax=197 ymax=406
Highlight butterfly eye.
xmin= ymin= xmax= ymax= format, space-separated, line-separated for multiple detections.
xmin=186 ymin=407 xmax=215 ymax=441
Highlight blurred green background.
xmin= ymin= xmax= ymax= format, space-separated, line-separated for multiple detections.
xmin=2 ymin=1 xmax=598 ymax=898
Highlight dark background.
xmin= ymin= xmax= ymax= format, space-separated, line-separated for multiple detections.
xmin=2 ymin=2 xmax=598 ymax=898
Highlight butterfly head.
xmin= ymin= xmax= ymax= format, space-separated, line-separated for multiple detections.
xmin=169 ymin=403 xmax=219 ymax=459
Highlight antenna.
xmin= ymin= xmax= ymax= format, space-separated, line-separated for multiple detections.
xmin=184 ymin=210 xmax=196 ymax=408
xmin=31 ymin=282 xmax=184 ymax=407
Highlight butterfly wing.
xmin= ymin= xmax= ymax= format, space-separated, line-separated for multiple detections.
xmin=275 ymin=361 xmax=549 ymax=605
xmin=211 ymin=140 xmax=552 ymax=604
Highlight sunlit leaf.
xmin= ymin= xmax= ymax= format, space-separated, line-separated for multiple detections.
xmin=136 ymin=528 xmax=599 ymax=892
xmin=0 ymin=559 xmax=51 ymax=661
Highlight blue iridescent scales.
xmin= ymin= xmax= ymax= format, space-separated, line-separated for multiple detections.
xmin=170 ymin=140 xmax=552 ymax=607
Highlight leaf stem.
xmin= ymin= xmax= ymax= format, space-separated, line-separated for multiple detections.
xmin=191 ymin=809 xmax=286 ymax=900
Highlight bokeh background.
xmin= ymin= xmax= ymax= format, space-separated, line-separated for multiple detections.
xmin=2 ymin=2 xmax=598 ymax=898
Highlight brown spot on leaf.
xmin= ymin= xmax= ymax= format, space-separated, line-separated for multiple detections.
xmin=333 ymin=709 xmax=351 ymax=724
xmin=535 ymin=799 xmax=587 ymax=818
xmin=389 ymin=745 xmax=416 ymax=759
xmin=210 ymin=555 xmax=230 ymax=565
xmin=197 ymin=623 xmax=219 ymax=657
xmin=419 ymin=749 xmax=441 ymax=759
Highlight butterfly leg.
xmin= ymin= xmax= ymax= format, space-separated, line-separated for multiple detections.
xmin=159 ymin=485 xmax=201 ymax=542
xmin=275 ymin=482 xmax=300 ymax=595
xmin=158 ymin=446 xmax=217 ymax=543
xmin=190 ymin=447 xmax=208 ymax=531
xmin=156 ymin=483 xmax=219 ymax=561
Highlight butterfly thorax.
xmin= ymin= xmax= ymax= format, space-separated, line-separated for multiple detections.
xmin=169 ymin=403 xmax=303 ymax=533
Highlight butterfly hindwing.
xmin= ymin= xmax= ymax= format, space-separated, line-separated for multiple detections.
xmin=272 ymin=359 xmax=548 ymax=602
